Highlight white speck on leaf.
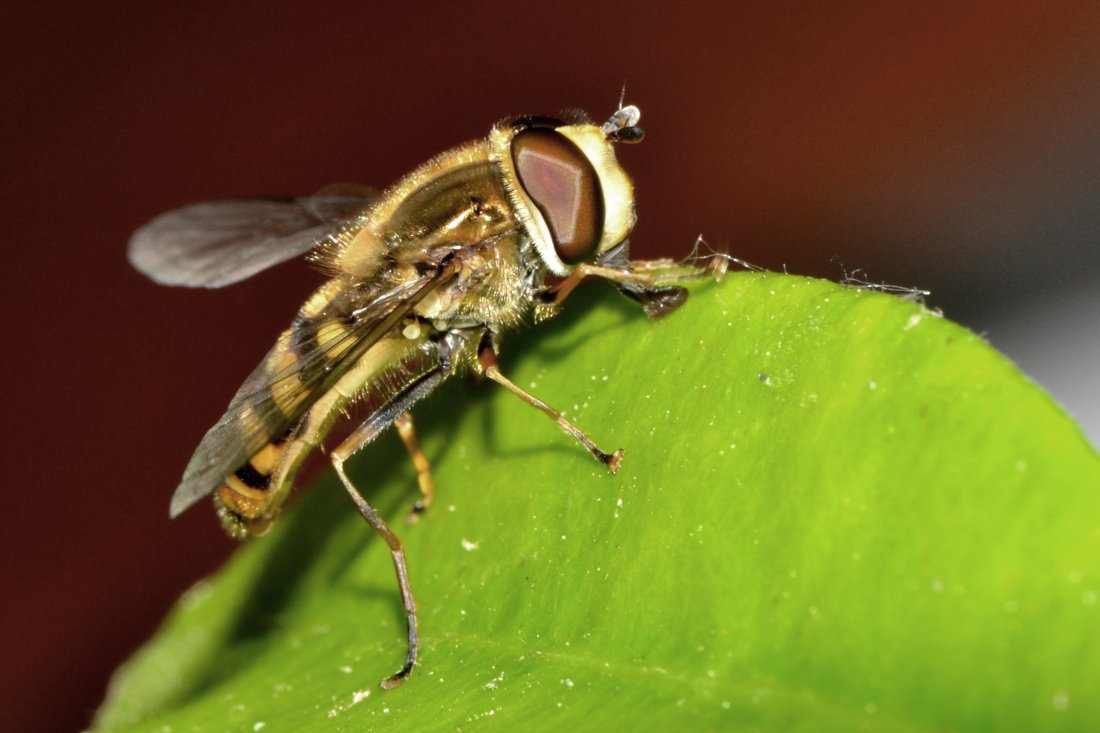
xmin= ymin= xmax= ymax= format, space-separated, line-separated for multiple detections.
xmin=180 ymin=580 xmax=213 ymax=610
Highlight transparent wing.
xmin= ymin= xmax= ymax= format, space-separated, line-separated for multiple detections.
xmin=169 ymin=261 xmax=459 ymax=516
xmin=129 ymin=194 xmax=372 ymax=288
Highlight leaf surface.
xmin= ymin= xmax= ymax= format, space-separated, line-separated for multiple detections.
xmin=96 ymin=273 xmax=1100 ymax=732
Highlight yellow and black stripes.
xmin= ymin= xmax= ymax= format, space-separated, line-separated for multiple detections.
xmin=173 ymin=261 xmax=459 ymax=528
xmin=215 ymin=437 xmax=290 ymax=538
xmin=235 ymin=282 xmax=363 ymax=442
xmin=232 ymin=461 xmax=270 ymax=491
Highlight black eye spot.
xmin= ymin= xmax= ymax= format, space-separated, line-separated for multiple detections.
xmin=511 ymin=129 xmax=603 ymax=265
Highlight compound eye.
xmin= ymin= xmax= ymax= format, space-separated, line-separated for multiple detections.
xmin=512 ymin=128 xmax=604 ymax=265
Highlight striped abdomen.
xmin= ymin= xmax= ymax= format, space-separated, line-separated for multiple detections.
xmin=210 ymin=281 xmax=368 ymax=538
xmin=214 ymin=437 xmax=291 ymax=538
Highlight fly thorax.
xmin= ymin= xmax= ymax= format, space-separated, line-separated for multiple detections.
xmin=414 ymin=240 xmax=528 ymax=327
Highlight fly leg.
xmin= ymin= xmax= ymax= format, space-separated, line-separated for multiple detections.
xmin=395 ymin=412 xmax=435 ymax=523
xmin=541 ymin=252 xmax=728 ymax=318
xmin=477 ymin=336 xmax=623 ymax=473
xmin=331 ymin=369 xmax=445 ymax=689
xmin=332 ymin=437 xmax=418 ymax=690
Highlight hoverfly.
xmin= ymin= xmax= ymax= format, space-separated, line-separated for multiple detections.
xmin=130 ymin=105 xmax=724 ymax=688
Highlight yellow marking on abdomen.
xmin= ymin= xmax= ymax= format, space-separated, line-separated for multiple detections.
xmin=250 ymin=442 xmax=283 ymax=474
xmin=316 ymin=320 xmax=355 ymax=359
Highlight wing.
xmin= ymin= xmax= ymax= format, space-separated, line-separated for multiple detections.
xmin=129 ymin=194 xmax=373 ymax=288
xmin=169 ymin=259 xmax=460 ymax=517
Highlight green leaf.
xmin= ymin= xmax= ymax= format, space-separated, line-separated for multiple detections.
xmin=95 ymin=273 xmax=1100 ymax=732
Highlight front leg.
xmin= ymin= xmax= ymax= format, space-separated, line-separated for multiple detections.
xmin=539 ymin=247 xmax=728 ymax=319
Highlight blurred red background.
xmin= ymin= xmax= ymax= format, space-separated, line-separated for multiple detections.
xmin=3 ymin=3 xmax=1098 ymax=731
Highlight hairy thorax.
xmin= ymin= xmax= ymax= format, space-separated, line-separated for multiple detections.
xmin=411 ymin=233 xmax=533 ymax=332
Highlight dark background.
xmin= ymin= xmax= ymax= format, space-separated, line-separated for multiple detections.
xmin=4 ymin=3 xmax=1098 ymax=731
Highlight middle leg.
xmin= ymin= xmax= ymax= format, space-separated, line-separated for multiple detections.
xmin=477 ymin=335 xmax=623 ymax=473
xmin=395 ymin=411 xmax=435 ymax=523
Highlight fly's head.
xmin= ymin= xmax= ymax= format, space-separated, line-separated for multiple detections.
xmin=491 ymin=106 xmax=648 ymax=318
